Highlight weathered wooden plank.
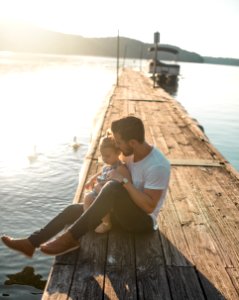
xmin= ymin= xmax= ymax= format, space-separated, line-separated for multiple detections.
xmin=123 ymin=98 xmax=167 ymax=102
xmin=186 ymin=167 xmax=239 ymax=268
xmin=169 ymin=106 xmax=222 ymax=159
xmin=135 ymin=231 xmax=172 ymax=300
xmin=135 ymin=231 xmax=164 ymax=266
xmin=158 ymin=198 xmax=194 ymax=266
xmin=42 ymin=265 xmax=75 ymax=300
xmin=42 ymin=248 xmax=80 ymax=299
xmin=166 ymin=266 xmax=205 ymax=300
xmin=128 ymin=101 xmax=136 ymax=115
xmin=149 ymin=125 xmax=170 ymax=155
xmin=212 ymin=167 xmax=239 ymax=207
xmin=169 ymin=168 xmax=207 ymax=226
xmin=137 ymin=266 xmax=171 ymax=300
xmin=180 ymin=127 xmax=214 ymax=160
xmin=171 ymin=167 xmax=234 ymax=267
xmin=171 ymin=167 xmax=239 ymax=298
xmin=197 ymin=263 xmax=239 ymax=300
xmin=226 ymin=267 xmax=239 ymax=297
xmin=170 ymin=159 xmax=223 ymax=167
xmin=172 ymin=130 xmax=191 ymax=147
xmin=68 ymin=232 xmax=107 ymax=299
xmin=69 ymin=264 xmax=105 ymax=300
xmin=54 ymin=248 xmax=80 ymax=265
xmin=205 ymin=207 xmax=239 ymax=268
xmin=104 ymin=228 xmax=137 ymax=299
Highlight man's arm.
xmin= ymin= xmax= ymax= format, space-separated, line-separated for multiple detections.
xmin=107 ymin=169 xmax=163 ymax=213
xmin=123 ymin=183 xmax=163 ymax=213
xmin=116 ymin=165 xmax=132 ymax=182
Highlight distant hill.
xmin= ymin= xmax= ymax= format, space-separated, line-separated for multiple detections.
xmin=0 ymin=21 xmax=238 ymax=66
xmin=0 ymin=21 xmax=203 ymax=62
xmin=203 ymin=56 xmax=239 ymax=66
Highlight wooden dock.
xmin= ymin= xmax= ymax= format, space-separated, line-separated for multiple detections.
xmin=42 ymin=69 xmax=239 ymax=300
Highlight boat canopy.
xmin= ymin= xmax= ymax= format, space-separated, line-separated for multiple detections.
xmin=148 ymin=46 xmax=179 ymax=55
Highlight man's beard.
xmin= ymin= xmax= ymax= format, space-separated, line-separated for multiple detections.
xmin=122 ymin=147 xmax=134 ymax=157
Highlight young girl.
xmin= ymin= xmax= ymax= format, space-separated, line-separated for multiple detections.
xmin=83 ymin=134 xmax=131 ymax=233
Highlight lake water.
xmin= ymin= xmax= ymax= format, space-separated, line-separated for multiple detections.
xmin=0 ymin=53 xmax=238 ymax=299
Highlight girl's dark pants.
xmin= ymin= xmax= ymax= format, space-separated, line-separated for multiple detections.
xmin=28 ymin=180 xmax=154 ymax=247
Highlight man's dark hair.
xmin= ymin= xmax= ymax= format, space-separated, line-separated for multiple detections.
xmin=111 ymin=116 xmax=145 ymax=143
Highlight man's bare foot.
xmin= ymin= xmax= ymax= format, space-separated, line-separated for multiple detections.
xmin=1 ymin=236 xmax=35 ymax=258
xmin=95 ymin=222 xmax=112 ymax=234
xmin=40 ymin=231 xmax=80 ymax=256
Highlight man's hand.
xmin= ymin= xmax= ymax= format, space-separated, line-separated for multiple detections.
xmin=85 ymin=177 xmax=96 ymax=190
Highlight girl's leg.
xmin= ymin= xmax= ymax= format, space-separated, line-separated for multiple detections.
xmin=101 ymin=214 xmax=111 ymax=226
xmin=94 ymin=213 xmax=112 ymax=234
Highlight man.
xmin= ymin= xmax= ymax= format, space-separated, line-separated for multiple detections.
xmin=1 ymin=116 xmax=170 ymax=257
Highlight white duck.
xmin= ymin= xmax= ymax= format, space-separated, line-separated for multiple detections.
xmin=27 ymin=145 xmax=37 ymax=163
xmin=71 ymin=136 xmax=80 ymax=151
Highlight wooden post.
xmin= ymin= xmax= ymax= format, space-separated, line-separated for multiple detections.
xmin=122 ymin=45 xmax=127 ymax=68
xmin=153 ymin=32 xmax=160 ymax=88
xmin=139 ymin=43 xmax=143 ymax=71
xmin=116 ymin=30 xmax=120 ymax=86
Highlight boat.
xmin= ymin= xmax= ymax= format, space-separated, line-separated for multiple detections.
xmin=148 ymin=46 xmax=180 ymax=85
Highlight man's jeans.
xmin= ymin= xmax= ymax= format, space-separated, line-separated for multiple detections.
xmin=29 ymin=180 xmax=154 ymax=247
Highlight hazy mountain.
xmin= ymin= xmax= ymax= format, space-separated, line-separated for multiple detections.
xmin=0 ymin=21 xmax=238 ymax=66
xmin=203 ymin=56 xmax=239 ymax=66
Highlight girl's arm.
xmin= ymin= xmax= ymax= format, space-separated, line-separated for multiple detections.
xmin=85 ymin=170 xmax=102 ymax=190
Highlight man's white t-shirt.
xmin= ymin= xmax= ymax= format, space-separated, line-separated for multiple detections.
xmin=124 ymin=146 xmax=170 ymax=229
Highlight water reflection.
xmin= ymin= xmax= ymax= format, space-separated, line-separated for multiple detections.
xmin=4 ymin=266 xmax=46 ymax=290
xmin=158 ymin=80 xmax=179 ymax=96
xmin=149 ymin=75 xmax=179 ymax=96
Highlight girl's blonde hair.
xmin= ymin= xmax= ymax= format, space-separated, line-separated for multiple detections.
xmin=99 ymin=130 xmax=119 ymax=152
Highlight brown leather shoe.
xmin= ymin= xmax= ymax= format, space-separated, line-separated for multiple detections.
xmin=40 ymin=231 xmax=80 ymax=256
xmin=1 ymin=236 xmax=35 ymax=258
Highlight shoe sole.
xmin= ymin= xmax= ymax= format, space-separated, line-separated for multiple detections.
xmin=40 ymin=245 xmax=80 ymax=256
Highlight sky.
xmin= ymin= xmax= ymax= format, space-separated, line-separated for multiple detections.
xmin=0 ymin=0 xmax=238 ymax=58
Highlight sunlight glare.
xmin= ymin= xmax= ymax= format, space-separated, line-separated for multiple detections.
xmin=0 ymin=56 xmax=115 ymax=172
